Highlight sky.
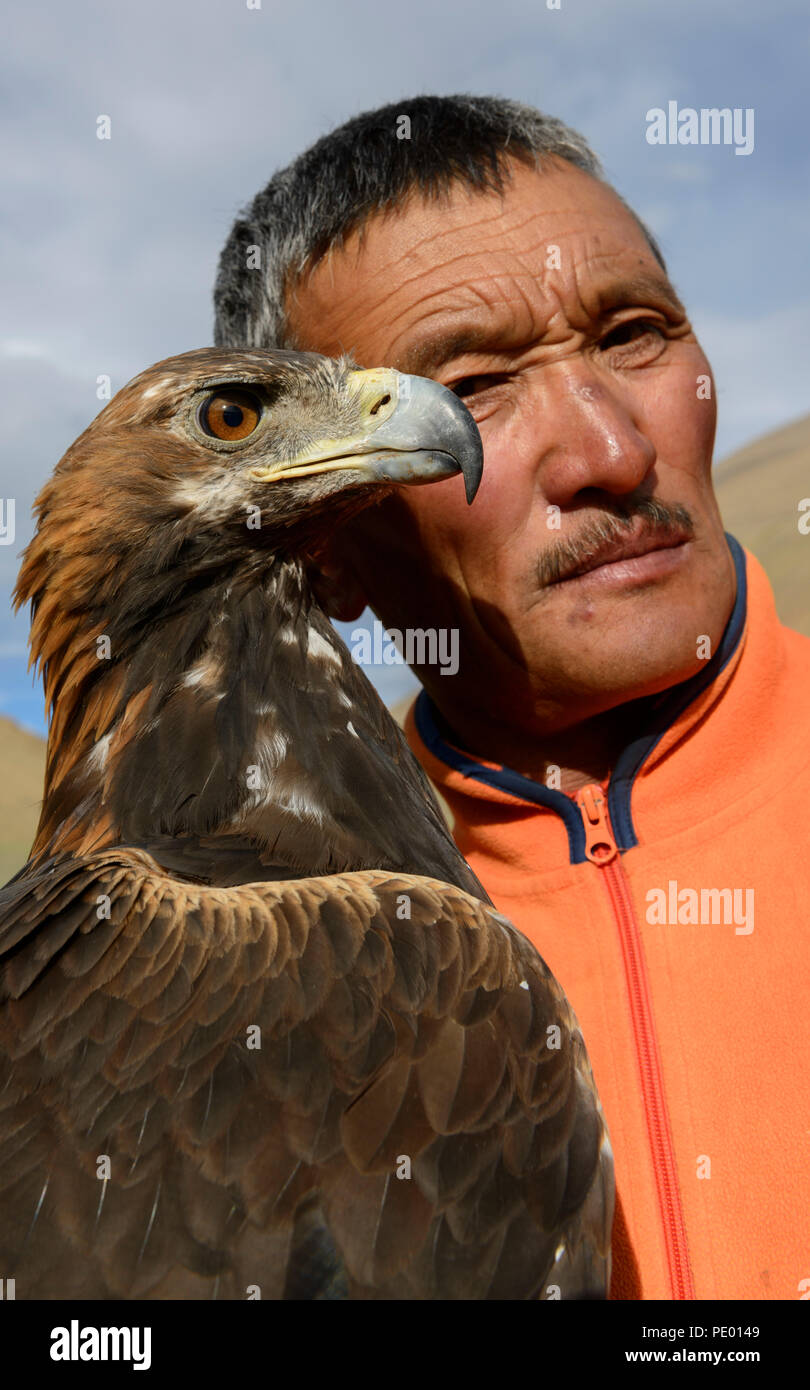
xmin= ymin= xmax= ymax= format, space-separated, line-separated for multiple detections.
xmin=2 ymin=0 xmax=808 ymax=735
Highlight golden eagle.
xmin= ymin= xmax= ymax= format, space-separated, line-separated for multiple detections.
xmin=0 ymin=348 xmax=612 ymax=1299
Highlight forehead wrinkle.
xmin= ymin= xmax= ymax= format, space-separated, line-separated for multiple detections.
xmin=385 ymin=235 xmax=648 ymax=378
xmin=394 ymin=270 xmax=568 ymax=377
xmin=376 ymin=215 xmax=561 ymax=313
xmin=396 ymin=201 xmax=536 ymax=274
xmin=347 ymin=186 xmax=526 ymax=280
xmin=335 ymin=185 xmax=631 ymax=315
xmin=389 ymin=250 xmax=566 ymax=373
xmin=295 ymin=193 xmax=537 ymax=349
xmin=394 ymin=247 xmax=657 ymax=367
xmin=399 ymin=245 xmax=685 ymax=377
xmin=341 ymin=249 xmax=503 ymax=349
xmin=563 ymin=257 xmax=683 ymax=332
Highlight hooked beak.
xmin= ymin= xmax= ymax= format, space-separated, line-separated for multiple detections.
xmin=248 ymin=367 xmax=484 ymax=504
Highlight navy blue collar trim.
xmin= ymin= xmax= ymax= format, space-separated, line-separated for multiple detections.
xmin=414 ymin=533 xmax=748 ymax=865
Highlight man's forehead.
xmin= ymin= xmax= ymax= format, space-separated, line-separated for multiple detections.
xmin=289 ymin=159 xmax=678 ymax=362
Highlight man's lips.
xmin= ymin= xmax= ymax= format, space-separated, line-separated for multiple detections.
xmin=551 ymin=527 xmax=693 ymax=591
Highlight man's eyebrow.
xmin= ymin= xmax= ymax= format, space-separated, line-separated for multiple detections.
xmin=397 ymin=323 xmax=499 ymax=379
xmin=595 ymin=272 xmax=685 ymax=316
xmin=397 ymin=273 xmax=686 ymax=379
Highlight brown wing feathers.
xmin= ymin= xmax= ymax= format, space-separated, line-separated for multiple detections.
xmin=0 ymin=851 xmax=610 ymax=1298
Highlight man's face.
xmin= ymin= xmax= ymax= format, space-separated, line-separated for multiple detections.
xmin=286 ymin=158 xmax=736 ymax=737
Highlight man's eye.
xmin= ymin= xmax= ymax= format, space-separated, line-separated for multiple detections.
xmin=600 ymin=320 xmax=665 ymax=351
xmin=449 ymin=373 xmax=507 ymax=399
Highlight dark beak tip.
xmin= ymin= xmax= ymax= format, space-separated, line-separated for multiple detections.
xmin=453 ymin=400 xmax=484 ymax=505
xmin=461 ymin=438 xmax=484 ymax=505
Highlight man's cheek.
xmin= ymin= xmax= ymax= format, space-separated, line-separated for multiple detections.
xmin=690 ymin=358 xmax=718 ymax=453
xmin=646 ymin=362 xmax=717 ymax=475
xmin=402 ymin=480 xmax=492 ymax=545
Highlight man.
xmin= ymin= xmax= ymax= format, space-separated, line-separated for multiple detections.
xmin=213 ymin=95 xmax=810 ymax=1300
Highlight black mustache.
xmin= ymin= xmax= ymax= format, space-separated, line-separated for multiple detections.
xmin=536 ymin=499 xmax=695 ymax=588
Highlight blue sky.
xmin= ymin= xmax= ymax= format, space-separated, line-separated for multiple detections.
xmin=2 ymin=0 xmax=808 ymax=734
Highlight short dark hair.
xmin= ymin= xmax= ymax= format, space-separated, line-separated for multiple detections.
xmin=213 ymin=93 xmax=667 ymax=351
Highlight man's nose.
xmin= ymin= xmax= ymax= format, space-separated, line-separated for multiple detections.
xmin=532 ymin=363 xmax=657 ymax=503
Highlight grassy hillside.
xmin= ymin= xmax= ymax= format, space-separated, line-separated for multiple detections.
xmin=1 ymin=411 xmax=807 ymax=882
xmin=0 ymin=714 xmax=46 ymax=884
xmin=713 ymin=413 xmax=810 ymax=635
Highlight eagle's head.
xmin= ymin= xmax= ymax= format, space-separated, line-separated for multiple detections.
xmin=16 ymin=348 xmax=482 ymax=866
xmin=114 ymin=345 xmax=481 ymax=519
xmin=27 ymin=345 xmax=480 ymax=580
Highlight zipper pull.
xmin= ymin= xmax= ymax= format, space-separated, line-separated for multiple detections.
xmin=575 ymin=784 xmax=618 ymax=865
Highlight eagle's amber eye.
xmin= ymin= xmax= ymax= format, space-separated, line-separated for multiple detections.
xmin=199 ymin=389 xmax=262 ymax=441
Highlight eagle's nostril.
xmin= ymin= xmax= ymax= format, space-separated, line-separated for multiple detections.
xmin=369 ymin=393 xmax=391 ymax=416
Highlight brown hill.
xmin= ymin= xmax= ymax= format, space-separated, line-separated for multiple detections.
xmin=713 ymin=412 xmax=810 ymax=635
xmin=1 ymin=412 xmax=807 ymax=882
xmin=0 ymin=714 xmax=46 ymax=884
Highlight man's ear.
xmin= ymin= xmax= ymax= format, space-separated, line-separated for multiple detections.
xmin=307 ymin=544 xmax=368 ymax=622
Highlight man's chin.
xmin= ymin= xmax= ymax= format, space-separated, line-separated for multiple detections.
xmin=529 ymin=568 xmax=731 ymax=707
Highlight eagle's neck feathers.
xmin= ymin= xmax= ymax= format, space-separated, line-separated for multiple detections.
xmin=29 ymin=551 xmax=474 ymax=893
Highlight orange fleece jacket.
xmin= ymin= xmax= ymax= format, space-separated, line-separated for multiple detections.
xmin=404 ymin=536 xmax=810 ymax=1300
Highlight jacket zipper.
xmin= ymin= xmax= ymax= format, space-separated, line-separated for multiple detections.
xmin=575 ymin=783 xmax=695 ymax=1301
